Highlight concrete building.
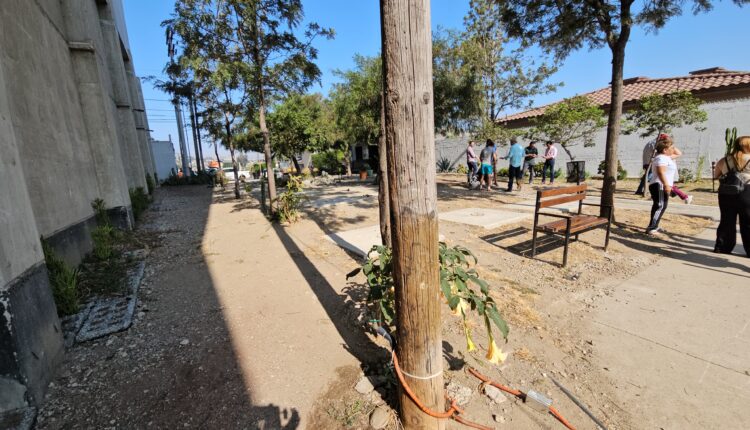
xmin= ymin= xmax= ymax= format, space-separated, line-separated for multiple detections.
xmin=435 ymin=68 xmax=750 ymax=177
xmin=151 ymin=139 xmax=178 ymax=182
xmin=0 ymin=0 xmax=154 ymax=413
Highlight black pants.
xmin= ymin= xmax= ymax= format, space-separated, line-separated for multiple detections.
xmin=647 ymin=183 xmax=669 ymax=232
xmin=715 ymin=191 xmax=750 ymax=256
xmin=524 ymin=162 xmax=535 ymax=183
xmin=507 ymin=165 xmax=522 ymax=190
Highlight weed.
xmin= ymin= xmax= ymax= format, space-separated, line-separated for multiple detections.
xmin=129 ymin=187 xmax=150 ymax=222
xmin=679 ymin=167 xmax=695 ymax=183
xmin=91 ymin=198 xmax=109 ymax=226
xmin=91 ymin=225 xmax=115 ymax=261
xmin=695 ymin=155 xmax=707 ymax=181
xmin=146 ymin=173 xmax=155 ymax=195
xmin=42 ymin=240 xmax=79 ymax=316
xmin=436 ymin=156 xmax=454 ymax=172
xmin=325 ymin=399 xmax=372 ymax=428
xmin=273 ymin=175 xmax=304 ymax=223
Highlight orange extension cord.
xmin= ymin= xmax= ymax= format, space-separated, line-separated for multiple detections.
xmin=468 ymin=368 xmax=576 ymax=430
xmin=391 ymin=351 xmax=576 ymax=430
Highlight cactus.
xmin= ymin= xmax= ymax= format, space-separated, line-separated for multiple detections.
xmin=725 ymin=127 xmax=738 ymax=155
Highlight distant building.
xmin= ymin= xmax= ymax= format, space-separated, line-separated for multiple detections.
xmin=497 ymin=67 xmax=750 ymax=176
xmin=151 ymin=139 xmax=178 ymax=181
xmin=435 ymin=67 xmax=750 ymax=177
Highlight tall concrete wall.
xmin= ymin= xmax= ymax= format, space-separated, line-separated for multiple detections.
xmin=0 ymin=0 xmax=151 ymax=412
xmin=436 ymin=97 xmax=750 ymax=177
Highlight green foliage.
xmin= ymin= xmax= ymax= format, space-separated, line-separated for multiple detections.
xmin=349 ymin=243 xmax=509 ymax=361
xmin=42 ymin=240 xmax=79 ymax=316
xmin=273 ymin=176 xmax=304 ymax=224
xmin=330 ymin=55 xmax=382 ymax=155
xmin=129 ymin=187 xmax=150 ymax=222
xmin=91 ymin=198 xmax=108 ymax=227
xmin=456 ymin=164 xmax=468 ymax=174
xmin=312 ymin=150 xmax=346 ymax=175
xmin=726 ymin=127 xmax=738 ymax=155
xmin=623 ymin=91 xmax=708 ymax=139
xmin=436 ymin=157 xmax=455 ymax=173
xmin=145 ymin=173 xmax=155 ymax=195
xmin=598 ymin=160 xmax=627 ymax=180
xmin=91 ymin=225 xmax=115 ymax=261
xmin=496 ymin=167 xmax=509 ymax=177
xmin=696 ymin=155 xmax=707 ymax=181
xmin=679 ymin=167 xmax=695 ymax=183
xmin=529 ymin=96 xmax=606 ymax=160
xmin=269 ymin=93 xmax=335 ymax=171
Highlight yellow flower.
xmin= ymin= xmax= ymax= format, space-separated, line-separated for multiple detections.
xmin=450 ymin=298 xmax=468 ymax=316
xmin=486 ymin=339 xmax=508 ymax=364
xmin=466 ymin=330 xmax=476 ymax=352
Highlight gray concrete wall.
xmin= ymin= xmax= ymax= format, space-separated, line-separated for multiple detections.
xmin=0 ymin=0 xmax=150 ymax=411
xmin=151 ymin=140 xmax=177 ymax=182
xmin=436 ymin=97 xmax=750 ymax=177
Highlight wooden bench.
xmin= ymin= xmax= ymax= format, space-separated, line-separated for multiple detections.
xmin=531 ymin=184 xmax=613 ymax=267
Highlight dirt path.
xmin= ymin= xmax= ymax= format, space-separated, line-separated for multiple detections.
xmin=36 ymin=186 xmax=369 ymax=429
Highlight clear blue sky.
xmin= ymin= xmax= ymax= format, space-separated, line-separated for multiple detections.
xmin=124 ymin=1 xmax=750 ymax=158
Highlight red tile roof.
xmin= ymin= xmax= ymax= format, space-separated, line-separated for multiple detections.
xmin=498 ymin=67 xmax=750 ymax=124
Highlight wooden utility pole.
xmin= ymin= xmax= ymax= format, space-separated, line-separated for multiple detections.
xmin=380 ymin=0 xmax=443 ymax=428
xmin=377 ymin=94 xmax=391 ymax=248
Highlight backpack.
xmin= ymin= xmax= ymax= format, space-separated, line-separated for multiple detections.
xmin=718 ymin=157 xmax=750 ymax=196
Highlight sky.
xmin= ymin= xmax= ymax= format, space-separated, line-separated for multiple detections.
xmin=123 ymin=1 xmax=750 ymax=159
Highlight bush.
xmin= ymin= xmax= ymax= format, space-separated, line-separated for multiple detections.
xmin=496 ymin=167 xmax=509 ymax=177
xmin=679 ymin=167 xmax=695 ymax=183
xmin=91 ymin=198 xmax=108 ymax=226
xmin=456 ymin=164 xmax=468 ymax=174
xmin=145 ymin=173 xmax=155 ymax=195
xmin=273 ymin=175 xmax=304 ymax=223
xmin=42 ymin=240 xmax=79 ymax=316
xmin=312 ymin=150 xmax=345 ymax=175
xmin=436 ymin=157 xmax=454 ymax=173
xmin=129 ymin=187 xmax=150 ymax=222
xmin=598 ymin=160 xmax=628 ymax=180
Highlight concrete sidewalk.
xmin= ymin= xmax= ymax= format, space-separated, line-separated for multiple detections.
xmin=589 ymin=228 xmax=749 ymax=429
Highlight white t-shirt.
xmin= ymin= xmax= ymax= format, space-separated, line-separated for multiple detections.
xmin=649 ymin=154 xmax=676 ymax=186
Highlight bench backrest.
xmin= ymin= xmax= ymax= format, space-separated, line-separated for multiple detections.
xmin=536 ymin=184 xmax=587 ymax=209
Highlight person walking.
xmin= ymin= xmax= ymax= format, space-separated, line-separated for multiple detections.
xmin=492 ymin=138 xmax=503 ymax=187
xmin=713 ymin=136 xmax=750 ymax=256
xmin=466 ymin=140 xmax=478 ymax=184
xmin=645 ymin=135 xmax=679 ymax=236
xmin=541 ymin=141 xmax=558 ymax=184
xmin=479 ymin=140 xmax=496 ymax=191
xmin=524 ymin=141 xmax=539 ymax=184
xmin=635 ymin=139 xmax=656 ymax=196
xmin=503 ymin=138 xmax=525 ymax=191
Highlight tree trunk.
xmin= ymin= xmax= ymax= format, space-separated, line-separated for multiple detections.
xmin=292 ymin=155 xmax=302 ymax=175
xmin=191 ymin=95 xmax=205 ymax=172
xmin=381 ymin=0 xmax=443 ymax=428
xmin=600 ymin=29 xmax=630 ymax=217
xmin=225 ymin=119 xmax=240 ymax=199
xmin=259 ymin=99 xmax=277 ymax=215
xmin=561 ymin=145 xmax=575 ymax=161
xmin=378 ymin=93 xmax=392 ymax=248
xmin=189 ymin=95 xmax=203 ymax=173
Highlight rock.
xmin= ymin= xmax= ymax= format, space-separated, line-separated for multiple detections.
xmin=446 ymin=382 xmax=472 ymax=406
xmin=180 ymin=339 xmax=190 ymax=346
xmin=137 ymin=312 xmax=146 ymax=319
xmin=369 ymin=406 xmax=390 ymax=429
xmin=493 ymin=414 xmax=506 ymax=423
xmin=370 ymin=389 xmax=385 ymax=406
xmin=483 ymin=384 xmax=507 ymax=404
xmin=354 ymin=376 xmax=375 ymax=394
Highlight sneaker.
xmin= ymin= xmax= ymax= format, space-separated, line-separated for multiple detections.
xmin=685 ymin=195 xmax=693 ymax=205
xmin=517 ymin=184 xmax=522 ymax=191
xmin=646 ymin=228 xmax=662 ymax=236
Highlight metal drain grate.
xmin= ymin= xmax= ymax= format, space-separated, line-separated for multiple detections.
xmin=61 ymin=302 xmax=94 ymax=348
xmin=76 ymin=295 xmax=137 ymax=342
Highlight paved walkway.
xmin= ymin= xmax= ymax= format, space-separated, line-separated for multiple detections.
xmin=589 ymin=228 xmax=749 ymax=429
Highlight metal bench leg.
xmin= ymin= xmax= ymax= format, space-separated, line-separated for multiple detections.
xmin=604 ymin=223 xmax=611 ymax=250
xmin=532 ymin=229 xmax=538 ymax=257
xmin=563 ymin=219 xmax=572 ymax=267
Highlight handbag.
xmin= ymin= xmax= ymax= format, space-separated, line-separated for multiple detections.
xmin=718 ymin=157 xmax=750 ymax=196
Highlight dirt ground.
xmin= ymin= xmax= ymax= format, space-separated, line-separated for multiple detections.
xmin=36 ymin=178 xmax=712 ymax=430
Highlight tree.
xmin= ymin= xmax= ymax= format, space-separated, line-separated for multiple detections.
xmin=380 ymin=0 xmax=442 ymax=427
xmin=530 ymin=96 xmax=606 ymax=160
xmin=497 ymin=0 xmax=750 ymax=215
xmin=268 ymin=93 xmax=332 ymax=174
xmin=231 ymin=0 xmax=333 ymax=216
xmin=623 ymin=90 xmax=708 ymax=139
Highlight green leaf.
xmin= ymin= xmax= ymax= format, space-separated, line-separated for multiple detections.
xmin=440 ymin=278 xmax=453 ymax=301
xmin=487 ymin=305 xmax=509 ymax=339
xmin=447 ymin=295 xmax=461 ymax=310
